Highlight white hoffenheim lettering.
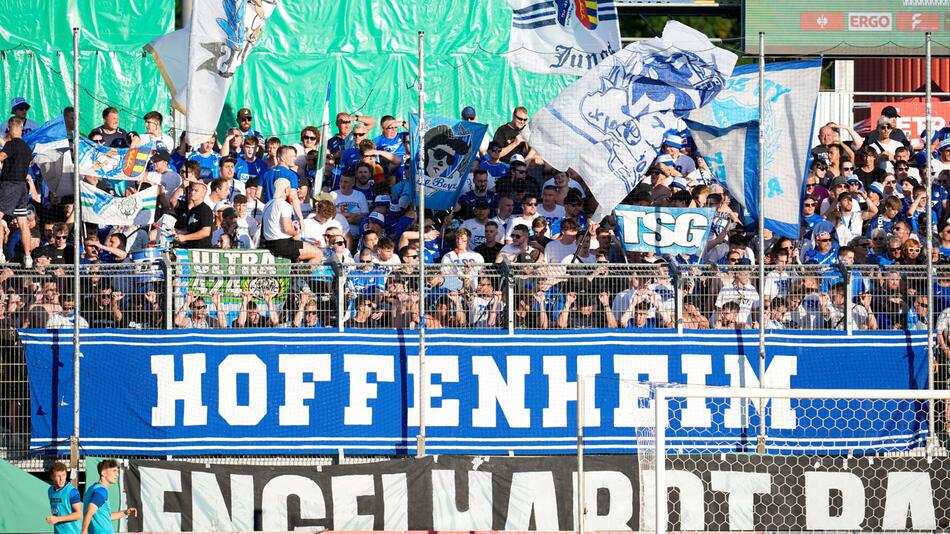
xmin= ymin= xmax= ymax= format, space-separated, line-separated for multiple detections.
xmin=261 ymin=475 xmax=326 ymax=531
xmin=723 ymin=354 xmax=797 ymax=429
xmin=218 ymin=354 xmax=267 ymax=426
xmin=882 ymin=472 xmax=936 ymax=530
xmin=332 ymin=474 xmax=375 ymax=530
xmin=680 ymin=354 xmax=712 ymax=428
xmin=613 ymin=355 xmax=668 ymax=427
xmin=710 ymin=471 xmax=771 ymax=530
xmin=804 ymin=472 xmax=865 ymax=530
xmin=542 ymin=355 xmax=600 ymax=427
xmin=432 ymin=470 xmax=492 ymax=530
xmin=278 ymin=354 xmax=331 ymax=426
xmin=407 ymin=356 xmax=460 ymax=427
xmin=151 ymin=353 xmax=208 ymax=427
xmin=471 ymin=356 xmax=531 ymax=428
xmin=191 ymin=472 xmax=254 ymax=531
xmin=344 ymin=355 xmax=394 ymax=425
xmin=639 ymin=470 xmax=705 ymax=531
xmin=505 ymin=471 xmax=559 ymax=530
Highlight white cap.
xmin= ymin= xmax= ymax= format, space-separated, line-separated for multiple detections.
xmin=510 ymin=154 xmax=526 ymax=163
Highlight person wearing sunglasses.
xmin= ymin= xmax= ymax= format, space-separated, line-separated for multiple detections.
xmin=234 ymin=108 xmax=263 ymax=143
xmin=292 ymin=125 xmax=320 ymax=168
xmin=863 ymin=106 xmax=909 ymax=148
xmin=802 ymin=229 xmax=839 ymax=265
xmin=174 ymin=290 xmax=227 ymax=328
xmin=867 ymin=117 xmax=904 ymax=160
xmin=371 ymin=115 xmax=406 ymax=177
xmin=491 ymin=106 xmax=531 ymax=162
xmin=327 ymin=111 xmax=376 ymax=157
xmin=478 ymin=141 xmax=510 ymax=182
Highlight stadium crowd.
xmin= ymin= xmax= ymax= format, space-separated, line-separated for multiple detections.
xmin=1 ymin=98 xmax=950 ymax=334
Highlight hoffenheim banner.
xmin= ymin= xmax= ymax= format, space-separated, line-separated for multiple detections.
xmin=614 ymin=205 xmax=715 ymax=255
xmin=508 ymin=0 xmax=621 ymax=76
xmin=527 ymin=21 xmax=737 ymax=219
xmin=21 ymin=330 xmax=927 ymax=456
xmin=77 ymin=137 xmax=153 ymax=180
xmin=409 ymin=114 xmax=488 ymax=211
xmin=686 ymin=60 xmax=822 ymax=239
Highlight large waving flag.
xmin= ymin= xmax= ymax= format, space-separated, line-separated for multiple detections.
xmin=80 ymin=181 xmax=158 ymax=226
xmin=145 ymin=0 xmax=277 ymax=145
xmin=409 ymin=114 xmax=488 ymax=211
xmin=508 ymin=0 xmax=621 ymax=76
xmin=527 ymin=21 xmax=737 ymax=219
xmin=685 ymin=60 xmax=822 ymax=239
xmin=23 ymin=115 xmax=69 ymax=164
xmin=77 ymin=137 xmax=152 ymax=181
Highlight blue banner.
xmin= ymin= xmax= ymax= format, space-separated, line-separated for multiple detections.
xmin=614 ymin=205 xmax=715 ymax=255
xmin=77 ymin=136 xmax=153 ymax=181
xmin=21 ymin=330 xmax=928 ymax=456
xmin=409 ymin=114 xmax=487 ymax=211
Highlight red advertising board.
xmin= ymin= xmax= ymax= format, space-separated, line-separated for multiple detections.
xmin=800 ymin=12 xmax=845 ymax=31
xmin=870 ymin=100 xmax=950 ymax=149
xmin=895 ymin=12 xmax=941 ymax=32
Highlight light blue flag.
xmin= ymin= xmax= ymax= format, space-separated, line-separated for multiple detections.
xmin=77 ymin=136 xmax=153 ymax=181
xmin=526 ymin=21 xmax=737 ymax=219
xmin=614 ymin=205 xmax=716 ymax=255
xmin=409 ymin=114 xmax=488 ymax=211
xmin=23 ymin=115 xmax=69 ymax=163
xmin=686 ymin=60 xmax=822 ymax=239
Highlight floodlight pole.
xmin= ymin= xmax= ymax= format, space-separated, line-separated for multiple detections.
xmin=925 ymin=32 xmax=937 ymax=451
xmin=416 ymin=30 xmax=427 ymax=457
xmin=70 ymin=26 xmax=82 ymax=488
xmin=756 ymin=31 xmax=767 ymax=455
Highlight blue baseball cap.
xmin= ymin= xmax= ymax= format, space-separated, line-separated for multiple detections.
xmin=461 ymin=106 xmax=476 ymax=120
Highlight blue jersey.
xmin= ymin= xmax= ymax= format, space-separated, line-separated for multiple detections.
xmin=259 ymin=165 xmax=299 ymax=203
xmin=49 ymin=484 xmax=81 ymax=534
xmin=374 ymin=135 xmax=405 ymax=159
xmin=237 ymin=155 xmax=268 ymax=182
xmin=478 ymin=158 xmax=509 ymax=179
xmin=188 ymin=151 xmax=221 ymax=181
xmin=82 ymin=483 xmax=113 ymax=534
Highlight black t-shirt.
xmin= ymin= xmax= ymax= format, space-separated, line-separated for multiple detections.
xmin=492 ymin=123 xmax=527 ymax=162
xmin=855 ymin=167 xmax=886 ymax=189
xmin=0 ymin=138 xmax=31 ymax=184
xmin=89 ymin=126 xmax=128 ymax=148
xmin=475 ymin=242 xmax=503 ymax=263
xmin=176 ymin=203 xmax=213 ymax=249
xmin=35 ymin=244 xmax=73 ymax=264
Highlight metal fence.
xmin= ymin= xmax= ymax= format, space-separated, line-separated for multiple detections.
xmin=1 ymin=259 xmax=948 ymax=469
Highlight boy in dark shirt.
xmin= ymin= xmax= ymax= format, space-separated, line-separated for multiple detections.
xmin=0 ymin=117 xmax=37 ymax=266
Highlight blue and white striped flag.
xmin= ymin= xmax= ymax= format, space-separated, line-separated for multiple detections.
xmin=508 ymin=0 xmax=620 ymax=76
xmin=527 ymin=21 xmax=737 ymax=219
xmin=686 ymin=60 xmax=822 ymax=239
xmin=24 ymin=115 xmax=69 ymax=164
xmin=80 ymin=181 xmax=158 ymax=226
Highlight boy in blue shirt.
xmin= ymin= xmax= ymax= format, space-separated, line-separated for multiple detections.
xmin=81 ymin=459 xmax=136 ymax=534
xmin=47 ymin=462 xmax=81 ymax=534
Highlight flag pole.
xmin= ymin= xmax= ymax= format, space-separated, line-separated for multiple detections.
xmin=70 ymin=26 xmax=82 ymax=488
xmin=315 ymin=81 xmax=331 ymax=193
xmin=416 ymin=30 xmax=427 ymax=457
xmin=756 ymin=31 xmax=767 ymax=455
xmin=925 ymin=32 xmax=937 ymax=450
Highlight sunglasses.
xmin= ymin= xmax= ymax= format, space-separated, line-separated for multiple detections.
xmin=239 ymin=117 xmax=252 ymax=122
xmin=805 ymin=183 xmax=816 ymax=188
xmin=353 ymin=132 xmax=366 ymax=137
xmin=816 ymin=238 xmax=831 ymax=243
xmin=334 ymin=240 xmax=346 ymax=246
xmin=511 ymin=234 xmax=525 ymax=239
xmin=192 ymin=304 xmax=207 ymax=310
xmin=91 ymin=138 xmax=105 ymax=144
xmin=302 ymin=135 xmax=317 ymax=141
xmin=514 ymin=116 xmax=528 ymax=121
xmin=842 ymin=166 xmax=854 ymax=171
xmin=523 ymin=202 xmax=537 ymax=206
xmin=54 ymin=235 xmax=68 ymax=240
xmin=803 ymin=202 xmax=816 ymax=207
xmin=879 ymin=125 xmax=892 ymax=130
xmin=889 ymin=247 xmax=902 ymax=252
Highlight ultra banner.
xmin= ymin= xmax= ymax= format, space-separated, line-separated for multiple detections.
xmin=21 ymin=330 xmax=928 ymax=456
xmin=124 ymin=454 xmax=950 ymax=531
xmin=613 ymin=205 xmax=715 ymax=255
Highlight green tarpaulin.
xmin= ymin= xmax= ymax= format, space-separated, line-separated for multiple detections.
xmin=0 ymin=459 xmax=55 ymax=533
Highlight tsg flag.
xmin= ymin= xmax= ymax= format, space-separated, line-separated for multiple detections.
xmin=614 ymin=205 xmax=716 ymax=255
xmin=146 ymin=0 xmax=277 ymax=144
xmin=77 ymin=137 xmax=152 ymax=181
xmin=508 ymin=0 xmax=621 ymax=76
xmin=686 ymin=60 xmax=822 ymax=239
xmin=80 ymin=182 xmax=158 ymax=226
xmin=409 ymin=114 xmax=488 ymax=211
xmin=527 ymin=21 xmax=737 ymax=219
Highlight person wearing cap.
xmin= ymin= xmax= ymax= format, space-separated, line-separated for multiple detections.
xmin=0 ymin=97 xmax=39 ymax=139
xmin=261 ymin=177 xmax=323 ymax=263
xmin=459 ymin=198 xmax=491 ymax=250
xmin=461 ymin=106 xmax=491 ymax=155
xmin=235 ymin=108 xmax=263 ymax=142
xmin=818 ymin=176 xmax=850 ymax=214
xmin=477 ymin=141 xmax=509 ymax=183
xmin=802 ymin=229 xmax=838 ymax=265
xmin=933 ymin=138 xmax=950 ymax=176
xmin=864 ymin=106 xmax=909 ymax=148
xmin=660 ymin=130 xmax=696 ymax=176
xmin=492 ymin=106 xmax=531 ymax=162
xmin=145 ymin=150 xmax=182 ymax=194
xmin=212 ymin=207 xmax=251 ymax=249
xmin=827 ymin=191 xmax=876 ymax=244
xmin=327 ymin=111 xmax=376 ymax=157
xmin=88 ymin=106 xmax=127 ymax=148
xmin=138 ymin=111 xmax=174 ymax=153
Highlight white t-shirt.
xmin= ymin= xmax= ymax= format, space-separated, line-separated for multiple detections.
xmin=332 ymin=189 xmax=369 ymax=216
xmin=262 ymin=198 xmax=294 ymax=241
xmin=506 ymin=215 xmax=537 ymax=240
xmin=301 ymin=217 xmax=346 ymax=246
xmin=460 ymin=218 xmax=487 ymax=250
xmin=536 ymin=204 xmax=566 ymax=232
xmin=139 ymin=133 xmax=175 ymax=153
xmin=237 ymin=214 xmax=260 ymax=247
xmin=544 ymin=239 xmax=578 ymax=263
xmin=146 ymin=169 xmax=182 ymax=193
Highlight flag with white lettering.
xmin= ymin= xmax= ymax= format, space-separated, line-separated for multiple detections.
xmin=508 ymin=0 xmax=621 ymax=76
xmin=686 ymin=60 xmax=822 ymax=239
xmin=80 ymin=181 xmax=158 ymax=226
xmin=614 ymin=205 xmax=715 ymax=255
xmin=409 ymin=114 xmax=488 ymax=211
xmin=527 ymin=21 xmax=737 ymax=219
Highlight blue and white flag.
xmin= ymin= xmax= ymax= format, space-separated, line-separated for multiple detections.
xmin=508 ymin=0 xmax=621 ymax=76
xmin=23 ymin=115 xmax=69 ymax=164
xmin=80 ymin=181 xmax=158 ymax=226
xmin=409 ymin=114 xmax=488 ymax=211
xmin=614 ymin=205 xmax=716 ymax=255
xmin=78 ymin=137 xmax=153 ymax=181
xmin=685 ymin=60 xmax=822 ymax=239
xmin=527 ymin=21 xmax=737 ymax=219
